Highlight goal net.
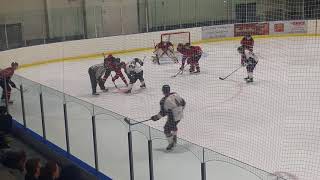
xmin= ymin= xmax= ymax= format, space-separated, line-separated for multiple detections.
xmin=160 ymin=31 xmax=191 ymax=48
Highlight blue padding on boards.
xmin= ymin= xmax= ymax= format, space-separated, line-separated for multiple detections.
xmin=12 ymin=120 xmax=112 ymax=180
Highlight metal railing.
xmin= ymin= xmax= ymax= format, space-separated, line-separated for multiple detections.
xmin=0 ymin=73 xmax=286 ymax=180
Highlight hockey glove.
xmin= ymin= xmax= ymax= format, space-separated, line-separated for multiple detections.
xmin=151 ymin=115 xmax=160 ymax=121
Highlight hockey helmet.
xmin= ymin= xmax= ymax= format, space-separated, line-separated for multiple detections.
xmin=119 ymin=61 xmax=126 ymax=68
xmin=245 ymin=34 xmax=252 ymax=39
xmin=11 ymin=62 xmax=19 ymax=68
xmin=107 ymin=54 xmax=114 ymax=59
xmin=177 ymin=43 xmax=184 ymax=52
xmin=162 ymin=85 xmax=170 ymax=95
xmin=134 ymin=58 xmax=140 ymax=63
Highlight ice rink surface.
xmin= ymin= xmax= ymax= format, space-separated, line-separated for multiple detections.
xmin=15 ymin=37 xmax=320 ymax=180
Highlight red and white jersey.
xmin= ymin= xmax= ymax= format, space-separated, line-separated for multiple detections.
xmin=241 ymin=37 xmax=254 ymax=50
xmin=0 ymin=67 xmax=15 ymax=80
xmin=179 ymin=46 xmax=202 ymax=59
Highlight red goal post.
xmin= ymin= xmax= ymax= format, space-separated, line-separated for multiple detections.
xmin=160 ymin=31 xmax=191 ymax=48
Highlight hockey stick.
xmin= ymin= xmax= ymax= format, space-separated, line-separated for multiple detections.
xmin=124 ymin=117 xmax=151 ymax=126
xmin=15 ymin=87 xmax=28 ymax=93
xmin=219 ymin=65 xmax=243 ymax=80
xmin=110 ymin=73 xmax=118 ymax=89
xmin=142 ymin=56 xmax=146 ymax=62
xmin=165 ymin=50 xmax=179 ymax=64
xmin=171 ymin=63 xmax=189 ymax=78
xmin=171 ymin=69 xmax=183 ymax=78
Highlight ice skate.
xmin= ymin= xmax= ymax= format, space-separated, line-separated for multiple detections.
xmin=92 ymin=92 xmax=99 ymax=96
xmin=244 ymin=76 xmax=250 ymax=81
xmin=166 ymin=143 xmax=175 ymax=151
xmin=193 ymin=68 xmax=200 ymax=74
xmin=140 ymin=84 xmax=146 ymax=88
xmin=125 ymin=89 xmax=132 ymax=93
xmin=246 ymin=78 xmax=253 ymax=83
xmin=101 ymin=88 xmax=108 ymax=92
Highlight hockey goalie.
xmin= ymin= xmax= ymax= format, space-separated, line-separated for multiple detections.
xmin=152 ymin=41 xmax=179 ymax=65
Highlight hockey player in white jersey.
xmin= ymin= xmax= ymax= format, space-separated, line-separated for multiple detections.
xmin=238 ymin=46 xmax=258 ymax=83
xmin=150 ymin=85 xmax=186 ymax=150
xmin=124 ymin=58 xmax=146 ymax=93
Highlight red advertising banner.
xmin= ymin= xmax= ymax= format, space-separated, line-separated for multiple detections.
xmin=234 ymin=23 xmax=269 ymax=36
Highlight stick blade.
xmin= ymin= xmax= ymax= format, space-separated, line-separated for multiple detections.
xmin=219 ymin=77 xmax=225 ymax=80
xmin=124 ymin=117 xmax=131 ymax=125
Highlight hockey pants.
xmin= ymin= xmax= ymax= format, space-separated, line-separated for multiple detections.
xmin=0 ymin=80 xmax=11 ymax=101
xmin=129 ymin=71 xmax=144 ymax=84
xmin=189 ymin=54 xmax=201 ymax=72
xmin=164 ymin=117 xmax=180 ymax=137
xmin=88 ymin=68 xmax=106 ymax=93
xmin=246 ymin=61 xmax=257 ymax=73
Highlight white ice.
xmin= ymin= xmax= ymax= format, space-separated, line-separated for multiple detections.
xmin=12 ymin=37 xmax=320 ymax=180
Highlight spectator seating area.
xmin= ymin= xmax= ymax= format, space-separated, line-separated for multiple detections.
xmin=0 ymin=106 xmax=93 ymax=180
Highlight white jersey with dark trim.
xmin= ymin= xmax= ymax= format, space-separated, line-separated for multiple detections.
xmin=157 ymin=92 xmax=186 ymax=122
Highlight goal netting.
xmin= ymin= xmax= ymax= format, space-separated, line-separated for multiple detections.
xmin=160 ymin=31 xmax=191 ymax=48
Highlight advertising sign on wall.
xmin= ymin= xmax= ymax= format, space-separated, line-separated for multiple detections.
xmin=201 ymin=24 xmax=234 ymax=39
xmin=234 ymin=23 xmax=269 ymax=37
xmin=288 ymin=21 xmax=307 ymax=33
xmin=270 ymin=20 xmax=307 ymax=34
xmin=274 ymin=23 xmax=284 ymax=32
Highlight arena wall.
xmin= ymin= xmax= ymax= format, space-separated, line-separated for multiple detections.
xmin=0 ymin=20 xmax=319 ymax=69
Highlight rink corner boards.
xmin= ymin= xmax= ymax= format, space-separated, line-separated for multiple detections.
xmin=19 ymin=33 xmax=320 ymax=70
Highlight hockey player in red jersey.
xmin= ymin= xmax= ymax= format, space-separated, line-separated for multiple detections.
xmin=177 ymin=43 xmax=203 ymax=73
xmin=240 ymin=34 xmax=254 ymax=51
xmin=0 ymin=62 xmax=19 ymax=104
xmin=103 ymin=54 xmax=128 ymax=87
xmin=152 ymin=41 xmax=178 ymax=64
